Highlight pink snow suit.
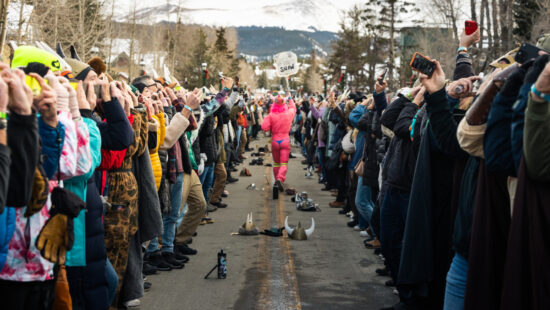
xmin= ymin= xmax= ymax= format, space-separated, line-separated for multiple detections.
xmin=261 ymin=95 xmax=296 ymax=182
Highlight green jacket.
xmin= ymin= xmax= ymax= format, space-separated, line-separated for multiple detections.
xmin=524 ymin=93 xmax=550 ymax=181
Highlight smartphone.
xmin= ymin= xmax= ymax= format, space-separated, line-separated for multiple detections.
xmin=379 ymin=68 xmax=388 ymax=83
xmin=410 ymin=52 xmax=436 ymax=78
xmin=515 ymin=43 xmax=548 ymax=64
xmin=25 ymin=76 xmax=43 ymax=97
xmin=465 ymin=20 xmax=478 ymax=35
xmin=84 ymin=83 xmax=101 ymax=98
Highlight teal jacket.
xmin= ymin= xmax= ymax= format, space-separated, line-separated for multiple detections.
xmin=65 ymin=117 xmax=102 ymax=266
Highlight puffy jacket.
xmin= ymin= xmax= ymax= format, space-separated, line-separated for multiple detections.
xmin=150 ymin=112 xmax=166 ymax=190
xmin=261 ymin=99 xmax=297 ymax=141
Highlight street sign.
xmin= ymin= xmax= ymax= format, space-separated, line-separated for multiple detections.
xmin=274 ymin=51 xmax=299 ymax=77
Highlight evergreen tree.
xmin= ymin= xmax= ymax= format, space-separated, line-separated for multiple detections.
xmin=364 ymin=0 xmax=419 ymax=88
xmin=304 ymin=49 xmax=323 ymax=93
xmin=181 ymin=28 xmax=211 ymax=89
xmin=257 ymin=71 xmax=269 ymax=89
xmin=513 ymin=0 xmax=540 ymax=41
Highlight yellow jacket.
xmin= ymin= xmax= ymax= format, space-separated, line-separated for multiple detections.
xmin=149 ymin=112 xmax=166 ymax=190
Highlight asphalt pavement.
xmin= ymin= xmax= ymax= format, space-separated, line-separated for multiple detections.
xmin=140 ymin=138 xmax=398 ymax=310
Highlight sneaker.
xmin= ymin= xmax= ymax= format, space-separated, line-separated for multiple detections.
xmin=222 ymin=191 xmax=229 ymax=198
xmin=124 ymin=299 xmax=140 ymax=308
xmin=142 ymin=262 xmax=158 ymax=275
xmin=206 ymin=204 xmax=218 ymax=212
xmin=359 ymin=230 xmax=370 ymax=237
xmin=393 ymin=289 xmax=399 ymax=295
xmin=176 ymin=243 xmax=198 ymax=255
xmin=338 ymin=209 xmax=348 ymax=215
xmin=204 ymin=217 xmax=215 ymax=224
xmin=365 ymin=238 xmax=381 ymax=249
xmin=210 ymin=201 xmax=227 ymax=208
xmin=289 ymin=153 xmax=296 ymax=158
xmin=353 ymin=225 xmax=362 ymax=231
xmin=144 ymin=281 xmax=152 ymax=291
xmin=346 ymin=211 xmax=353 ymax=217
xmin=162 ymin=252 xmax=185 ymax=269
xmin=200 ymin=218 xmax=207 ymax=225
xmin=149 ymin=251 xmax=172 ymax=271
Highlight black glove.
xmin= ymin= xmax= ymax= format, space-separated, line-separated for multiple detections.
xmin=524 ymin=54 xmax=550 ymax=85
xmin=500 ymin=65 xmax=529 ymax=98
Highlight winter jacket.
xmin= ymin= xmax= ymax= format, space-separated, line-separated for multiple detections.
xmin=261 ymin=99 xmax=297 ymax=141
xmin=199 ymin=115 xmax=218 ymax=165
xmin=484 ymin=92 xmax=517 ymax=176
xmin=524 ymin=94 xmax=550 ymax=181
xmin=349 ymin=105 xmax=366 ymax=168
xmin=379 ymin=95 xmax=420 ymax=191
xmin=310 ymin=105 xmax=326 ymax=148
xmin=0 ymin=143 xmax=12 ymax=271
xmin=5 ymin=112 xmax=39 ymax=209
xmin=150 ymin=112 xmax=166 ymax=190
xmin=0 ymin=112 xmax=85 ymax=282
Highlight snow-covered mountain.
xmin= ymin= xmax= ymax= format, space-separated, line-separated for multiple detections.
xmin=114 ymin=0 xmax=354 ymax=32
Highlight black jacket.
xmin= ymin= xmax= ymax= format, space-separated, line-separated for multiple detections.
xmin=357 ymin=109 xmax=383 ymax=188
xmin=199 ymin=116 xmax=218 ymax=165
xmin=380 ymin=96 xmax=420 ymax=191
xmin=6 ymin=112 xmax=39 ymax=208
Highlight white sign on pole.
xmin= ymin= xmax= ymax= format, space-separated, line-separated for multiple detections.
xmin=274 ymin=51 xmax=299 ymax=77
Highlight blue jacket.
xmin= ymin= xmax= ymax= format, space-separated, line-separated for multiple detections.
xmin=38 ymin=117 xmax=66 ymax=179
xmin=0 ymin=207 xmax=15 ymax=270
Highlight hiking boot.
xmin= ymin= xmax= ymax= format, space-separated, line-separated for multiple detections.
xmin=162 ymin=252 xmax=185 ymax=269
xmin=206 ymin=204 xmax=218 ymax=212
xmin=175 ymin=244 xmax=198 ymax=255
xmin=142 ymin=262 xmax=158 ymax=275
xmin=365 ymin=238 xmax=381 ymax=249
xmin=329 ymin=201 xmax=345 ymax=208
xmin=149 ymin=251 xmax=172 ymax=271
xmin=210 ymin=201 xmax=227 ymax=208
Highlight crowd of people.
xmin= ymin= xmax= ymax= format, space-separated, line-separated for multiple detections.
xmin=0 ymin=42 xmax=272 ymax=309
xmin=286 ymin=27 xmax=550 ymax=310
xmin=0 ymin=21 xmax=549 ymax=310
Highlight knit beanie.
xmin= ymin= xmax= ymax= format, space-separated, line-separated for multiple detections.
xmin=64 ymin=58 xmax=92 ymax=81
xmin=11 ymin=46 xmax=62 ymax=72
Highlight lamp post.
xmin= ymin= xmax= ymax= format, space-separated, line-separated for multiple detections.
xmin=201 ymin=62 xmax=207 ymax=87
xmin=323 ymin=73 xmax=328 ymax=98
xmin=340 ymin=65 xmax=347 ymax=90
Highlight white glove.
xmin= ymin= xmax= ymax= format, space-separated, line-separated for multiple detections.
xmin=200 ymin=153 xmax=207 ymax=162
xmin=198 ymin=159 xmax=205 ymax=175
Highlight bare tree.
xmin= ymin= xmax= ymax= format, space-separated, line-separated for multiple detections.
xmin=0 ymin=0 xmax=10 ymax=55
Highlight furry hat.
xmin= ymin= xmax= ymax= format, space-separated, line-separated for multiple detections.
xmin=87 ymin=57 xmax=106 ymax=75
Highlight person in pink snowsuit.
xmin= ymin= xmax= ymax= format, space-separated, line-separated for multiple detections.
xmin=261 ymin=95 xmax=296 ymax=188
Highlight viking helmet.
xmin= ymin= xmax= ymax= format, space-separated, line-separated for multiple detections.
xmin=285 ymin=216 xmax=315 ymax=240
xmin=238 ymin=213 xmax=259 ymax=235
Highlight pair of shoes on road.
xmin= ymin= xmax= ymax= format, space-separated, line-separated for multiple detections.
xmin=240 ymin=168 xmax=252 ymax=176
xmin=329 ymin=201 xmax=345 ymax=208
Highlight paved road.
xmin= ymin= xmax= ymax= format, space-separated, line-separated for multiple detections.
xmin=141 ymin=139 xmax=397 ymax=309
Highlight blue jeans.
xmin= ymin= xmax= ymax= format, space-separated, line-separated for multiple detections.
xmin=443 ymin=253 xmax=468 ymax=310
xmin=301 ymin=133 xmax=307 ymax=155
xmin=177 ymin=203 xmax=188 ymax=227
xmin=200 ymin=164 xmax=215 ymax=203
xmin=380 ymin=186 xmax=410 ymax=282
xmin=236 ymin=126 xmax=243 ymax=151
xmin=105 ymin=259 xmax=118 ymax=305
xmin=147 ymin=172 xmax=184 ymax=253
xmin=317 ymin=147 xmax=326 ymax=181
xmin=355 ymin=177 xmax=375 ymax=235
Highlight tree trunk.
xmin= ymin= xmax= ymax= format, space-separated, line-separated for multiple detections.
xmin=389 ymin=1 xmax=395 ymax=89
xmin=0 ymin=0 xmax=11 ymax=56
xmin=16 ymin=0 xmax=24 ymax=43
xmin=479 ymin=0 xmax=485 ymax=49
xmin=484 ymin=0 xmax=492 ymax=56
xmin=491 ymin=0 xmax=500 ymax=56
xmin=471 ymin=0 xmax=477 ymax=20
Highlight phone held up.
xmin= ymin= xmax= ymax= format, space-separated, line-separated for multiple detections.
xmin=410 ymin=52 xmax=436 ymax=78
xmin=378 ymin=68 xmax=388 ymax=84
xmin=515 ymin=43 xmax=549 ymax=64
xmin=465 ymin=20 xmax=478 ymax=35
